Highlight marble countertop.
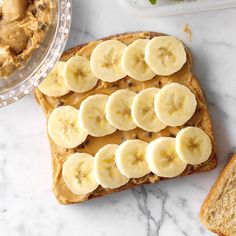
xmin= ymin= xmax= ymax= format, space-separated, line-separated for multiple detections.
xmin=1 ymin=1 xmax=236 ymax=235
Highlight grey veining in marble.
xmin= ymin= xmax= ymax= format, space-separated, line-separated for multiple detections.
xmin=0 ymin=0 xmax=236 ymax=235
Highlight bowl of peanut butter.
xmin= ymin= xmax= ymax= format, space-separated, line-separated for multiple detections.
xmin=0 ymin=0 xmax=72 ymax=106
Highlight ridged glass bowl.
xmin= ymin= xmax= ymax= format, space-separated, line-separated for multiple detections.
xmin=0 ymin=0 xmax=72 ymax=107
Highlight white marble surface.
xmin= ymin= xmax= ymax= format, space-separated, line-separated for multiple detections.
xmin=1 ymin=1 xmax=236 ymax=235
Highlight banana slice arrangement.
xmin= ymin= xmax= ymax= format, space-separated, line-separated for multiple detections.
xmin=79 ymin=94 xmax=116 ymax=137
xmin=62 ymin=126 xmax=212 ymax=195
xmin=41 ymin=35 xmax=212 ymax=197
xmin=116 ymin=139 xmax=150 ymax=178
xmin=94 ymin=144 xmax=129 ymax=189
xmin=155 ymin=83 xmax=197 ymax=127
xmin=64 ymin=56 xmax=98 ymax=93
xmin=131 ymin=87 xmax=166 ymax=132
xmin=48 ymin=106 xmax=88 ymax=148
xmin=39 ymin=56 xmax=99 ymax=96
xmin=147 ymin=137 xmax=187 ymax=178
xmin=38 ymin=62 xmax=70 ymax=97
xmin=106 ymin=89 xmax=137 ymax=131
xmin=62 ymin=153 xmax=98 ymax=195
xmin=38 ymin=36 xmax=187 ymax=97
xmin=90 ymin=40 xmax=127 ymax=82
xmin=121 ymin=39 xmax=156 ymax=81
xmin=47 ymin=83 xmax=197 ymax=146
xmin=145 ymin=36 xmax=186 ymax=76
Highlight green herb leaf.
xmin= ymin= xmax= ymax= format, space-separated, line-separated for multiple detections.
xmin=149 ymin=0 xmax=157 ymax=4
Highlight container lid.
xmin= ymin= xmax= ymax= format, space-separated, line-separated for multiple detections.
xmin=117 ymin=0 xmax=236 ymax=17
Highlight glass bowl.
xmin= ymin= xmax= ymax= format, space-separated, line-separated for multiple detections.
xmin=0 ymin=0 xmax=72 ymax=107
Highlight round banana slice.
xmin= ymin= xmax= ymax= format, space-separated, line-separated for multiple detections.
xmin=121 ymin=39 xmax=156 ymax=81
xmin=64 ymin=56 xmax=98 ymax=93
xmin=94 ymin=144 xmax=129 ymax=189
xmin=116 ymin=140 xmax=150 ymax=178
xmin=176 ymin=127 xmax=212 ymax=165
xmin=90 ymin=40 xmax=127 ymax=82
xmin=145 ymin=36 xmax=186 ymax=76
xmin=106 ymin=89 xmax=137 ymax=131
xmin=131 ymin=87 xmax=166 ymax=132
xmin=79 ymin=94 xmax=116 ymax=137
xmin=62 ymin=153 xmax=99 ymax=195
xmin=147 ymin=137 xmax=187 ymax=178
xmin=38 ymin=61 xmax=70 ymax=97
xmin=155 ymin=83 xmax=197 ymax=127
xmin=48 ymin=106 xmax=88 ymax=148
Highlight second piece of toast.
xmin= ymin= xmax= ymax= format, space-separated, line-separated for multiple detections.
xmin=200 ymin=153 xmax=236 ymax=236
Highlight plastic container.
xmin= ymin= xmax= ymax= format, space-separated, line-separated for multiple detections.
xmin=117 ymin=0 xmax=236 ymax=17
xmin=0 ymin=0 xmax=72 ymax=107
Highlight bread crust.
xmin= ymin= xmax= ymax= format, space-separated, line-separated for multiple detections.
xmin=34 ymin=31 xmax=217 ymax=204
xmin=200 ymin=153 xmax=236 ymax=236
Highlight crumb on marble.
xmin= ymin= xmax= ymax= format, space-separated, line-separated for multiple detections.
xmin=183 ymin=24 xmax=192 ymax=42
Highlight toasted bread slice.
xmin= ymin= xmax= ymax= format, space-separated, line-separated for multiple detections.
xmin=200 ymin=153 xmax=236 ymax=236
xmin=34 ymin=31 xmax=217 ymax=204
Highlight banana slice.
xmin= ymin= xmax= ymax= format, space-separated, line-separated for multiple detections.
xmin=145 ymin=36 xmax=186 ymax=76
xmin=176 ymin=127 xmax=212 ymax=165
xmin=116 ymin=140 xmax=150 ymax=178
xmin=121 ymin=39 xmax=156 ymax=81
xmin=90 ymin=40 xmax=127 ymax=82
xmin=48 ymin=106 xmax=88 ymax=148
xmin=106 ymin=89 xmax=137 ymax=131
xmin=147 ymin=137 xmax=187 ymax=178
xmin=79 ymin=94 xmax=116 ymax=137
xmin=38 ymin=61 xmax=70 ymax=97
xmin=64 ymin=56 xmax=98 ymax=93
xmin=155 ymin=83 xmax=197 ymax=127
xmin=62 ymin=153 xmax=99 ymax=195
xmin=94 ymin=144 xmax=129 ymax=189
xmin=131 ymin=87 xmax=166 ymax=132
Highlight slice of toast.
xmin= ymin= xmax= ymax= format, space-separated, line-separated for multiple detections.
xmin=34 ymin=31 xmax=217 ymax=204
xmin=200 ymin=153 xmax=236 ymax=236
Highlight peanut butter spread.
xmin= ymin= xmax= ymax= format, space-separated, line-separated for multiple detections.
xmin=34 ymin=32 xmax=217 ymax=204
xmin=0 ymin=0 xmax=52 ymax=77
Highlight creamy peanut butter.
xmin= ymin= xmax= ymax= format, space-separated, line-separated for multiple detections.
xmin=0 ymin=0 xmax=52 ymax=77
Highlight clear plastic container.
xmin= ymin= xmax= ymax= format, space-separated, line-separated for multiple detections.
xmin=0 ymin=0 xmax=72 ymax=107
xmin=117 ymin=0 xmax=236 ymax=17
